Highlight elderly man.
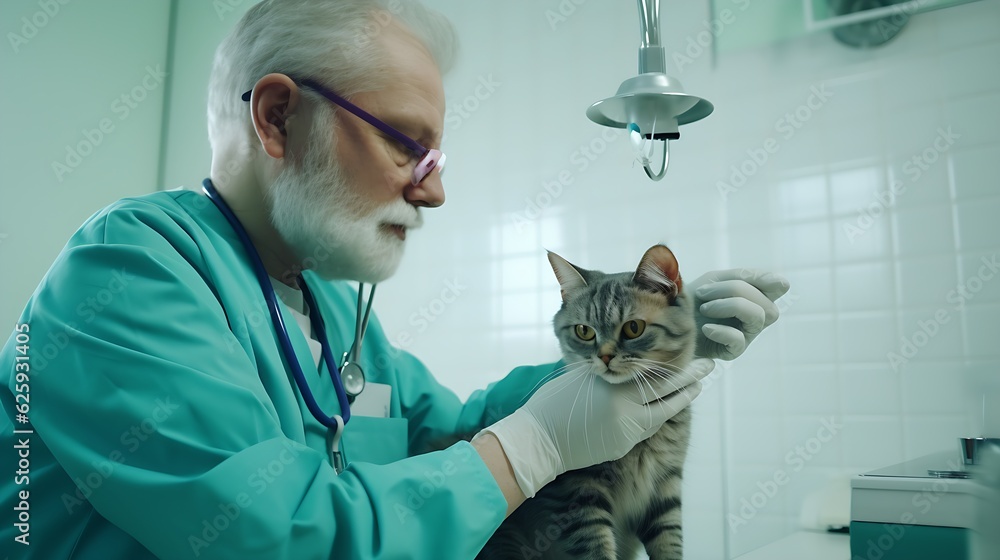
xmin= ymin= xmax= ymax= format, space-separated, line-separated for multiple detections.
xmin=0 ymin=1 xmax=786 ymax=558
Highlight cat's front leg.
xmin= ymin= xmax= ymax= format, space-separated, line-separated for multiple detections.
xmin=547 ymin=480 xmax=620 ymax=560
xmin=557 ymin=507 xmax=618 ymax=560
xmin=637 ymin=495 xmax=683 ymax=560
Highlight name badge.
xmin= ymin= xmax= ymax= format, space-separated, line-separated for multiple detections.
xmin=350 ymin=382 xmax=391 ymax=418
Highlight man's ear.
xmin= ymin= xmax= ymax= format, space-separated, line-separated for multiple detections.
xmin=249 ymin=73 xmax=300 ymax=160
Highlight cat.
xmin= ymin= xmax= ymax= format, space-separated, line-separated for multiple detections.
xmin=478 ymin=244 xmax=698 ymax=560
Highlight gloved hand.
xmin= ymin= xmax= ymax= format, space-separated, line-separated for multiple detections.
xmin=688 ymin=269 xmax=790 ymax=361
xmin=478 ymin=358 xmax=715 ymax=498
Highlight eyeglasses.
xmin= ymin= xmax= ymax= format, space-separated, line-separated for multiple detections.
xmin=241 ymin=77 xmax=445 ymax=186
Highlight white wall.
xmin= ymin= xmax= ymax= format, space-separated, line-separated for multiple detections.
xmin=0 ymin=0 xmax=172 ymax=326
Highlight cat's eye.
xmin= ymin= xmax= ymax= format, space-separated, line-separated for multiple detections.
xmin=622 ymin=320 xmax=646 ymax=339
xmin=574 ymin=324 xmax=596 ymax=341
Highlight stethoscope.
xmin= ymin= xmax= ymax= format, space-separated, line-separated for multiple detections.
xmin=202 ymin=178 xmax=372 ymax=473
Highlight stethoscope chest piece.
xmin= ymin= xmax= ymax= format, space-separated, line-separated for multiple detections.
xmin=339 ymin=356 xmax=366 ymax=403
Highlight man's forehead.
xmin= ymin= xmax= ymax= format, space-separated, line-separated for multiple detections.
xmin=365 ymin=22 xmax=446 ymax=140
xmin=381 ymin=26 xmax=444 ymax=100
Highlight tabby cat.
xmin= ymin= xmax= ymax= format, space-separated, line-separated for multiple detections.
xmin=479 ymin=244 xmax=698 ymax=560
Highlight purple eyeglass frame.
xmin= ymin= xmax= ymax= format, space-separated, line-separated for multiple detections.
xmin=241 ymin=77 xmax=445 ymax=186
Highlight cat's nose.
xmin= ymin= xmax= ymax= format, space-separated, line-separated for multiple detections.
xmin=600 ymin=354 xmax=614 ymax=366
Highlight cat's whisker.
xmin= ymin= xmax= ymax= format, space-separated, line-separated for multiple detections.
xmin=643 ymin=365 xmax=684 ymax=376
xmin=535 ymin=361 xmax=588 ymax=384
xmin=636 ymin=373 xmax=669 ymax=407
xmin=634 ymin=366 xmax=686 ymax=395
xmin=631 ymin=358 xmax=701 ymax=385
xmin=564 ymin=368 xmax=594 ymax=462
xmin=587 ymin=373 xmax=600 ymax=462
xmin=629 ymin=378 xmax=655 ymax=437
xmin=634 ymin=356 xmax=692 ymax=376
xmin=514 ymin=362 xmax=592 ymax=408
xmin=627 ymin=373 xmax=659 ymax=430
xmin=632 ymin=357 xmax=686 ymax=372
xmin=631 ymin=374 xmax=653 ymax=407
xmin=631 ymin=356 xmax=683 ymax=366
xmin=636 ymin=367 xmax=681 ymax=383
xmin=530 ymin=369 xmax=591 ymax=402
xmin=632 ymin=363 xmax=683 ymax=376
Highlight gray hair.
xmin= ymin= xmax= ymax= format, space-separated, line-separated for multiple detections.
xmin=207 ymin=0 xmax=458 ymax=155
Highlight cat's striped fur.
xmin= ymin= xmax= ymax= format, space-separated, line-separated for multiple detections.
xmin=479 ymin=245 xmax=697 ymax=560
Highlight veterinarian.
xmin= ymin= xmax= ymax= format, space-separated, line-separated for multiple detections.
xmin=0 ymin=1 xmax=788 ymax=558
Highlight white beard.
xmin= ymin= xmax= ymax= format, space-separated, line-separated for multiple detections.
xmin=264 ymin=128 xmax=422 ymax=284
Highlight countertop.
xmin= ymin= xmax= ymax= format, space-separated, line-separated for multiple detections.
xmin=733 ymin=530 xmax=850 ymax=560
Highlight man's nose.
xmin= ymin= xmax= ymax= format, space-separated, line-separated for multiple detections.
xmin=404 ymin=169 xmax=445 ymax=208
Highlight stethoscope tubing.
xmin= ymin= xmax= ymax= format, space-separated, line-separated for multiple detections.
xmin=202 ymin=178 xmax=353 ymax=429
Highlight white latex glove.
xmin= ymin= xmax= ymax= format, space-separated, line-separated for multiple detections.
xmin=479 ymin=358 xmax=715 ymax=498
xmin=688 ymin=269 xmax=790 ymax=361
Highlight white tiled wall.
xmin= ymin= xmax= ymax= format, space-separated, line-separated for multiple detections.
xmin=374 ymin=1 xmax=1000 ymax=558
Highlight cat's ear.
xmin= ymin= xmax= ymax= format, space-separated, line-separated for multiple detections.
xmin=547 ymin=251 xmax=588 ymax=302
xmin=633 ymin=244 xmax=682 ymax=297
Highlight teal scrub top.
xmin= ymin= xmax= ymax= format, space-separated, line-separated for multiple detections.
xmin=0 ymin=189 xmax=558 ymax=559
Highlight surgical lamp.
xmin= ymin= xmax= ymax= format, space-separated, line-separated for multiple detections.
xmin=587 ymin=0 xmax=714 ymax=180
